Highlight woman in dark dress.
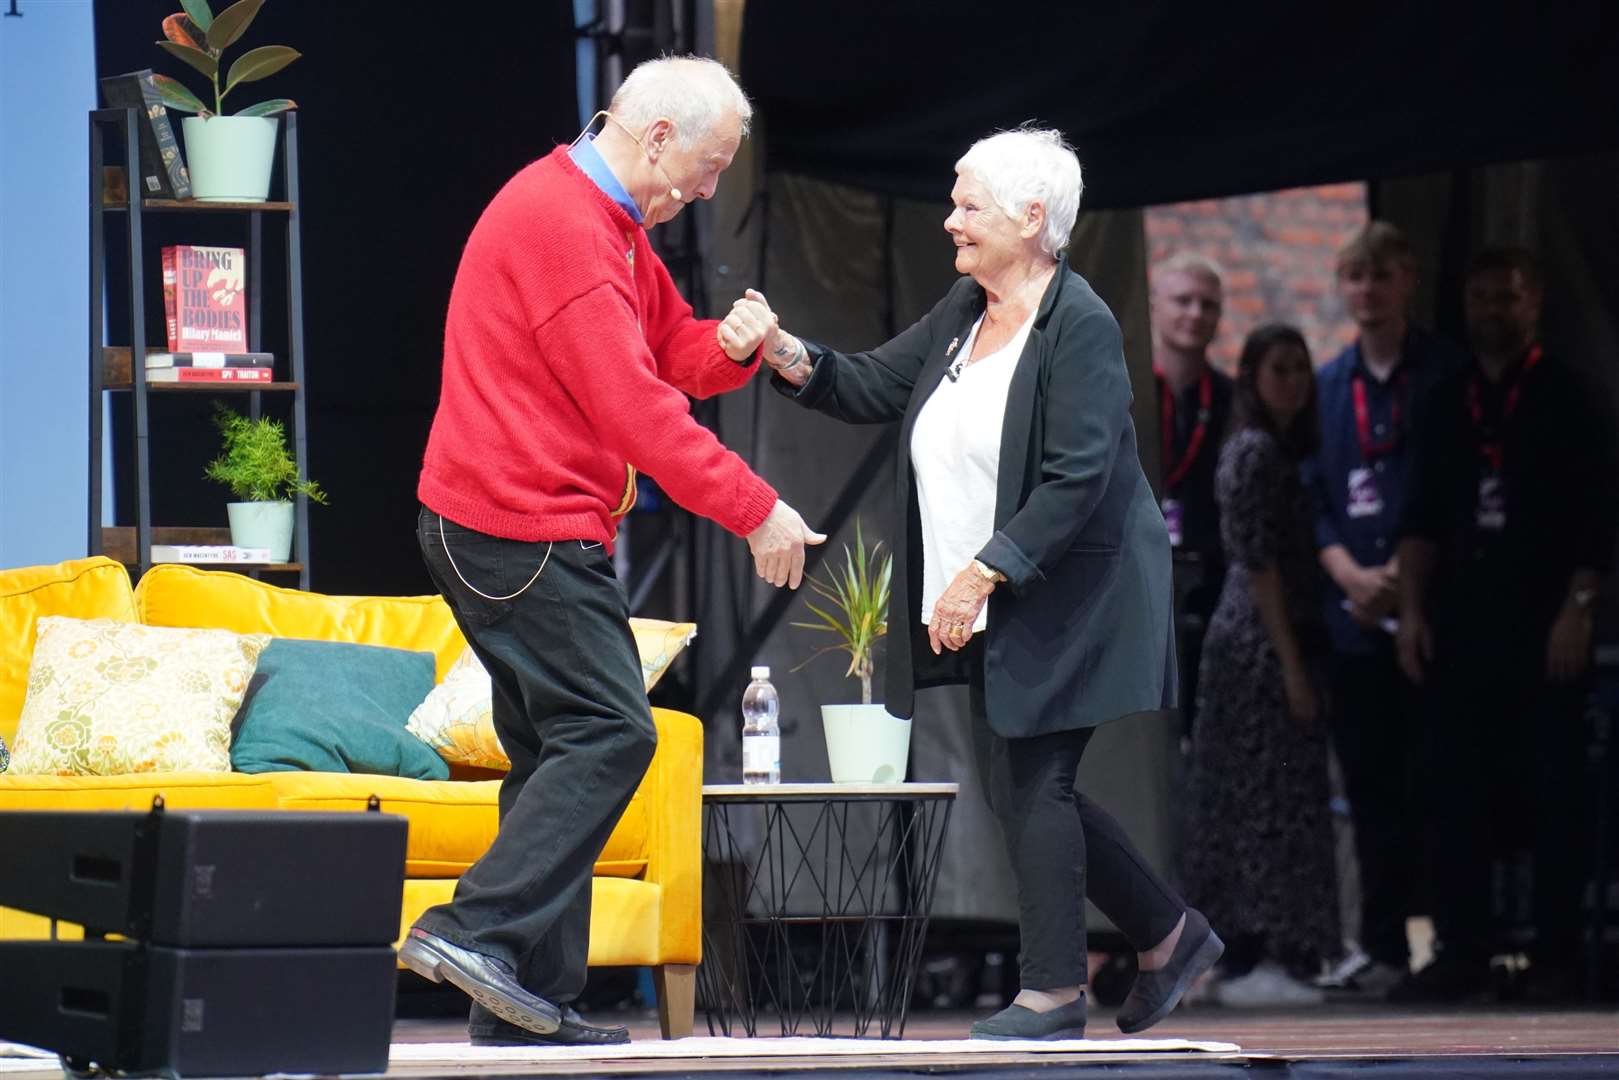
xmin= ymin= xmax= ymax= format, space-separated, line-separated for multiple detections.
xmin=1183 ymin=324 xmax=1339 ymax=1006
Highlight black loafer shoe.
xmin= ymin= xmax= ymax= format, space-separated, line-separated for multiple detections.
xmin=399 ymin=927 xmax=561 ymax=1035
xmin=1116 ymin=908 xmax=1224 ymax=1034
xmin=470 ymin=1007 xmax=631 ymax=1047
xmin=968 ymin=998 xmax=1087 ymax=1040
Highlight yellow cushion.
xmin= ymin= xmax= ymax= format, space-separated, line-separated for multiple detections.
xmin=404 ymin=647 xmax=506 ymax=770
xmin=0 ymin=557 xmax=136 ymax=745
xmin=398 ymin=876 xmax=663 ymax=967
xmin=641 ymin=707 xmax=703 ymax=966
xmin=0 ymin=770 xmax=278 ymax=809
xmin=9 ymin=617 xmax=268 ymax=776
xmin=134 ymin=566 xmax=466 ymax=679
xmin=263 ymin=771 xmax=649 ymax=879
xmin=633 ymin=619 xmax=698 ymax=692
xmin=406 ymin=620 xmax=697 ymax=771
xmin=1 ymin=908 xmax=86 ymax=941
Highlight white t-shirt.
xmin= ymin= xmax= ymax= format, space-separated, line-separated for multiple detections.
xmin=910 ymin=309 xmax=1035 ymax=630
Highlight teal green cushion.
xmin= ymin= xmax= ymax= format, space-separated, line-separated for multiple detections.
xmin=231 ymin=638 xmax=448 ymax=780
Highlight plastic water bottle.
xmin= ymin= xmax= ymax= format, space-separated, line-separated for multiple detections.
xmin=741 ymin=666 xmax=781 ymax=785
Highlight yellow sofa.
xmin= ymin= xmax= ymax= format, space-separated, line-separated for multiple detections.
xmin=0 ymin=557 xmax=701 ymax=1037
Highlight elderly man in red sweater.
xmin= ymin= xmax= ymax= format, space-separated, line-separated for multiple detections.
xmin=401 ymin=55 xmax=822 ymax=1046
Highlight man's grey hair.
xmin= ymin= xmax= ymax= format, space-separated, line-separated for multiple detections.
xmin=955 ymin=126 xmax=1083 ymax=260
xmin=609 ymin=55 xmax=752 ymax=146
xmin=1153 ymin=251 xmax=1226 ymax=289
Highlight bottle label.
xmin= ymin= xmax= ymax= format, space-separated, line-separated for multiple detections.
xmin=742 ymin=734 xmax=779 ymax=777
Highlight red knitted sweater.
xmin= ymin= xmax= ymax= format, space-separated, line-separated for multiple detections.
xmin=418 ymin=146 xmax=777 ymax=549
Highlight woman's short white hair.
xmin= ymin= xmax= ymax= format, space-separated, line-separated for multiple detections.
xmin=609 ymin=55 xmax=752 ymax=147
xmin=956 ymin=127 xmax=1083 ymax=260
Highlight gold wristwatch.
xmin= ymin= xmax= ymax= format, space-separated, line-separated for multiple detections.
xmin=971 ymin=559 xmax=1006 ymax=584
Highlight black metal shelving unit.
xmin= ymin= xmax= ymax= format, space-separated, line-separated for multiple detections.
xmin=88 ymin=107 xmax=311 ymax=589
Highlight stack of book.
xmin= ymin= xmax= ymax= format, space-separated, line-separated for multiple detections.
xmin=144 ymin=352 xmax=274 ymax=383
xmin=149 ymin=244 xmax=274 ymax=383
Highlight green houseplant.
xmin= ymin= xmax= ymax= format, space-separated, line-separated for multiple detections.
xmin=152 ymin=0 xmax=300 ymax=201
xmin=791 ymin=521 xmax=911 ymax=783
xmin=204 ymin=404 xmax=325 ymax=561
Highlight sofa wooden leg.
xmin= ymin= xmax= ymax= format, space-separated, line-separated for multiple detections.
xmin=653 ymin=963 xmax=696 ymax=1039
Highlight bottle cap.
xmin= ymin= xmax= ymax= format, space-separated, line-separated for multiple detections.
xmin=750 ymin=665 xmax=770 ymax=679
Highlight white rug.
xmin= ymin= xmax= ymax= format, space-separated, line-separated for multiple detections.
xmin=391 ymin=1035 xmax=1241 ymax=1062
xmin=0 ymin=1045 xmax=56 ymax=1074
xmin=0 ymin=1036 xmax=1244 ymax=1073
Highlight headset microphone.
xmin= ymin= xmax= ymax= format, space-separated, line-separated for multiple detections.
xmin=582 ymin=109 xmax=685 ymax=206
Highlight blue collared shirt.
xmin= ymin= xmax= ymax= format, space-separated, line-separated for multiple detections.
xmin=568 ymin=134 xmax=642 ymax=224
xmin=1305 ymin=326 xmax=1467 ymax=654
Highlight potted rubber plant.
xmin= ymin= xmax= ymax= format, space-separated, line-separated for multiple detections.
xmin=791 ymin=520 xmax=911 ymax=783
xmin=152 ymin=0 xmax=299 ymax=201
xmin=204 ymin=404 xmax=326 ymax=561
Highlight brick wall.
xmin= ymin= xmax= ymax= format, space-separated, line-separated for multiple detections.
xmin=1145 ymin=183 xmax=1369 ymax=372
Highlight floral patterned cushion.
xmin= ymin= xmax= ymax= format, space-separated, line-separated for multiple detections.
xmin=407 ymin=618 xmax=696 ymax=770
xmin=8 ymin=616 xmax=270 ymax=776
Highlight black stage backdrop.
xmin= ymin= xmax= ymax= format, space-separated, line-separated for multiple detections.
xmin=742 ymin=2 xmax=1619 ymax=208
xmin=94 ymin=1 xmax=579 ymax=595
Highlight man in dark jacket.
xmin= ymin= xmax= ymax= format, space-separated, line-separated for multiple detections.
xmin=1396 ymin=247 xmax=1618 ymax=1001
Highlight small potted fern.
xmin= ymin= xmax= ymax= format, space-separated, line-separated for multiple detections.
xmin=204 ymin=404 xmax=326 ymax=561
xmin=152 ymin=0 xmax=300 ymax=201
xmin=791 ymin=520 xmax=911 ymax=783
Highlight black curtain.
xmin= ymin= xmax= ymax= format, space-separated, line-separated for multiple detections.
xmin=742 ymin=2 xmax=1619 ymax=209
xmin=94 ymin=1 xmax=579 ymax=595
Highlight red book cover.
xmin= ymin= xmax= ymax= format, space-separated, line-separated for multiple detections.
xmin=145 ymin=366 xmax=273 ymax=383
xmin=162 ymin=245 xmax=248 ymax=352
xmin=162 ymin=246 xmax=178 ymax=350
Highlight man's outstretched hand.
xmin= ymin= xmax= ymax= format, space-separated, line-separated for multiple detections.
xmin=746 ymin=499 xmax=826 ymax=589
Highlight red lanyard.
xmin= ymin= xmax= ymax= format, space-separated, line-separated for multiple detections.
xmin=1467 ymin=344 xmax=1543 ymax=473
xmin=1157 ymin=368 xmax=1212 ymax=490
xmin=1351 ymin=368 xmax=1406 ymax=460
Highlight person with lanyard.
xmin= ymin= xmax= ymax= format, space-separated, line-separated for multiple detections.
xmin=1395 ymin=247 xmax=1618 ymax=1003
xmin=1150 ymin=253 xmax=1234 ymax=739
xmin=1305 ymin=221 xmax=1466 ymax=997
xmin=404 ymin=56 xmax=824 ymax=1046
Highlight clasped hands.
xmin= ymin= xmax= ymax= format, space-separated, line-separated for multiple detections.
xmin=716 ymin=289 xmax=805 ymax=375
xmin=719 ymin=289 xmax=825 ymax=590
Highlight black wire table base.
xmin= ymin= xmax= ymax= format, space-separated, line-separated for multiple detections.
xmin=697 ymin=784 xmax=956 ymax=1039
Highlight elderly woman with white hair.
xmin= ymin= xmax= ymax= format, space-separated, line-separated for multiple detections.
xmin=759 ymin=128 xmax=1223 ymax=1038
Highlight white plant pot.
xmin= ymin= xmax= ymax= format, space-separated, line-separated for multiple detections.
xmin=182 ymin=115 xmax=279 ymax=202
xmin=821 ymin=703 xmax=911 ymax=784
xmin=226 ymin=500 xmax=294 ymax=561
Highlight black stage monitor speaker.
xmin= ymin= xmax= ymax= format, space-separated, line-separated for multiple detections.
xmin=0 ymin=939 xmax=397 ymax=1077
xmin=0 ymin=804 xmax=407 ymax=945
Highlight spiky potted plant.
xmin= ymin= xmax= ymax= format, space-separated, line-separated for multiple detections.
xmin=791 ymin=520 xmax=911 ymax=783
xmin=152 ymin=0 xmax=299 ymax=201
xmin=204 ymin=404 xmax=326 ymax=561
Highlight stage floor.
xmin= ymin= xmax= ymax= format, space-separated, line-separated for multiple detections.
xmin=5 ymin=1004 xmax=1614 ymax=1078
xmin=385 ymin=1004 xmax=1619 ymax=1076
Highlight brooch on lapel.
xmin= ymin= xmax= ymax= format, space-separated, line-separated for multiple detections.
xmin=945 ymin=336 xmax=960 ymax=357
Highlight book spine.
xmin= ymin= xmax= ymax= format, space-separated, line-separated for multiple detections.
xmin=144 ymin=352 xmax=275 ymax=369
xmin=151 ymin=546 xmax=273 ymax=563
xmin=146 ymin=366 xmax=273 ymax=383
xmin=138 ymin=72 xmax=192 ymax=199
xmin=162 ymin=247 xmax=179 ymax=352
